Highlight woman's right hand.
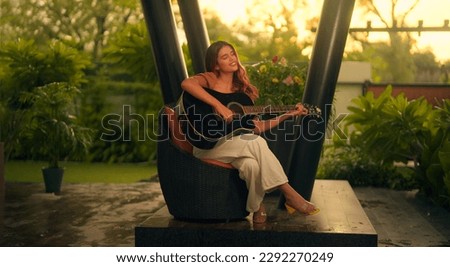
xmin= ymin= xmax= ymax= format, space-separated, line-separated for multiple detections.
xmin=214 ymin=104 xmax=234 ymax=123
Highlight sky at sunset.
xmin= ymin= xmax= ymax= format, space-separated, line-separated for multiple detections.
xmin=198 ymin=0 xmax=450 ymax=62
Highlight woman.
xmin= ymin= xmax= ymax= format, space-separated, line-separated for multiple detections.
xmin=181 ymin=41 xmax=319 ymax=223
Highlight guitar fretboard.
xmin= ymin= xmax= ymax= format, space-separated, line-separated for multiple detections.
xmin=241 ymin=105 xmax=297 ymax=114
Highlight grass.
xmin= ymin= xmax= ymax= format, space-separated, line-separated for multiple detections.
xmin=4 ymin=161 xmax=157 ymax=183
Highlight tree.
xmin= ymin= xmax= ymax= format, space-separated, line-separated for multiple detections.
xmin=441 ymin=61 xmax=450 ymax=84
xmin=412 ymin=50 xmax=441 ymax=82
xmin=0 ymin=0 xmax=143 ymax=62
xmin=350 ymin=0 xmax=422 ymax=82
xmin=102 ymin=22 xmax=156 ymax=82
xmin=199 ymin=0 xmax=311 ymax=63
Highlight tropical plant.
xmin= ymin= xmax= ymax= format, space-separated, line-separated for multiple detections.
xmin=89 ymin=21 xmax=163 ymax=163
xmin=0 ymin=39 xmax=90 ymax=161
xmin=344 ymin=87 xmax=450 ymax=208
xmin=317 ymin=130 xmax=416 ymax=189
xmin=22 ymin=82 xmax=93 ymax=168
xmin=246 ymin=56 xmax=307 ymax=105
xmin=102 ymin=22 xmax=156 ymax=82
xmin=346 ymin=86 xmax=432 ymax=166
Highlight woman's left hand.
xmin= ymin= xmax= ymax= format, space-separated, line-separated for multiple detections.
xmin=253 ymin=103 xmax=308 ymax=134
xmin=286 ymin=103 xmax=309 ymax=117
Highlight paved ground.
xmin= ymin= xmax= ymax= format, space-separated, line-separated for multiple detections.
xmin=1 ymin=180 xmax=449 ymax=247
xmin=0 ymin=181 xmax=165 ymax=247
xmin=354 ymin=187 xmax=450 ymax=247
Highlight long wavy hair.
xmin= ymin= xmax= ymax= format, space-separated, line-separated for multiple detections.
xmin=205 ymin=41 xmax=259 ymax=101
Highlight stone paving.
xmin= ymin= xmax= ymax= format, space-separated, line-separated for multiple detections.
xmin=1 ymin=181 xmax=449 ymax=247
xmin=1 ymin=182 xmax=165 ymax=246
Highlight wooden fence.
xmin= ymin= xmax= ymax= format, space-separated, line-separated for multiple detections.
xmin=364 ymin=82 xmax=450 ymax=106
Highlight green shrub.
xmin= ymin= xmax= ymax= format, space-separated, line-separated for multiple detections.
xmin=89 ymin=21 xmax=162 ymax=163
xmin=0 ymin=39 xmax=90 ymax=160
xmin=317 ymin=132 xmax=417 ymax=189
xmin=20 ymin=82 xmax=93 ymax=168
xmin=246 ymin=56 xmax=307 ymax=105
xmin=79 ymin=79 xmax=163 ymax=163
xmin=342 ymin=87 xmax=450 ymax=208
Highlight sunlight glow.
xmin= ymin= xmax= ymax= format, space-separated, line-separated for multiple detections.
xmin=199 ymin=0 xmax=450 ymax=62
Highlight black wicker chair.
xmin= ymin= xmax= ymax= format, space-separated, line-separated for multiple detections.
xmin=157 ymin=106 xmax=249 ymax=221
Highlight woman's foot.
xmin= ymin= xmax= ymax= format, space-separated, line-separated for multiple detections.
xmin=285 ymin=201 xmax=319 ymax=215
xmin=253 ymin=204 xmax=267 ymax=224
xmin=278 ymin=183 xmax=320 ymax=215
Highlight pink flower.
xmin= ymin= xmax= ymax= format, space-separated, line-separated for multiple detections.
xmin=282 ymin=75 xmax=294 ymax=86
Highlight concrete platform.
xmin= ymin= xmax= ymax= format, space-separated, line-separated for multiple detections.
xmin=135 ymin=180 xmax=378 ymax=246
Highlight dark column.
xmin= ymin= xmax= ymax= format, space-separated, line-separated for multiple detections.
xmin=140 ymin=0 xmax=188 ymax=104
xmin=284 ymin=0 xmax=356 ymax=203
xmin=177 ymin=0 xmax=210 ymax=74
xmin=1 ymin=142 xmax=5 ymax=221
xmin=0 ymin=143 xmax=4 ymax=196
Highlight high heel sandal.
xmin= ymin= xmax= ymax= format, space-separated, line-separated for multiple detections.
xmin=285 ymin=202 xmax=320 ymax=216
xmin=253 ymin=205 xmax=267 ymax=224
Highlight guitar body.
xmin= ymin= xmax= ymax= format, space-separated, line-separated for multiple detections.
xmin=180 ymin=88 xmax=255 ymax=149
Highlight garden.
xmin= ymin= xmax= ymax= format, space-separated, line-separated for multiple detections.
xmin=1 ymin=1 xmax=449 ymax=210
xmin=247 ymin=58 xmax=450 ymax=209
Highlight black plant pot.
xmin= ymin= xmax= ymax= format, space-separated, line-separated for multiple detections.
xmin=42 ymin=167 xmax=64 ymax=194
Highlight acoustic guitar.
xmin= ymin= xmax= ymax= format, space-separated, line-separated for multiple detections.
xmin=178 ymin=87 xmax=321 ymax=149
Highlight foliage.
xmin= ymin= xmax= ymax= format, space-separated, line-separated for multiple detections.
xmin=79 ymin=80 xmax=163 ymax=163
xmin=343 ymin=87 xmax=450 ymax=208
xmin=21 ymin=82 xmax=93 ymax=169
xmin=231 ymin=0 xmax=310 ymax=62
xmin=412 ymin=50 xmax=441 ymax=82
xmin=347 ymin=0 xmax=446 ymax=83
xmin=345 ymin=37 xmax=419 ymax=83
xmin=202 ymin=0 xmax=310 ymax=62
xmin=0 ymin=39 xmax=90 ymax=99
xmin=204 ymin=13 xmax=244 ymax=54
xmin=317 ymin=132 xmax=416 ymax=189
xmin=0 ymin=39 xmax=91 ymax=160
xmin=95 ymin=21 xmax=163 ymax=163
xmin=420 ymin=99 xmax=450 ymax=204
xmin=346 ymin=86 xmax=432 ymax=165
xmin=246 ymin=56 xmax=307 ymax=105
xmin=0 ymin=0 xmax=143 ymax=61
xmin=102 ymin=22 xmax=156 ymax=82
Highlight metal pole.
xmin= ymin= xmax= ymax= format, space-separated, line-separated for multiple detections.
xmin=283 ymin=0 xmax=356 ymax=203
xmin=177 ymin=0 xmax=210 ymax=74
xmin=140 ymin=0 xmax=188 ymax=104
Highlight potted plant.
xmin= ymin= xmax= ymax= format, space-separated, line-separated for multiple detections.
xmin=23 ymin=82 xmax=93 ymax=194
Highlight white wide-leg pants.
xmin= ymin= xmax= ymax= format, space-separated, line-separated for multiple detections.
xmin=193 ymin=134 xmax=288 ymax=212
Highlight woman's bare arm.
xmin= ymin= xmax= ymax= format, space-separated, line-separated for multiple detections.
xmin=181 ymin=77 xmax=234 ymax=122
xmin=252 ymin=104 xmax=308 ymax=134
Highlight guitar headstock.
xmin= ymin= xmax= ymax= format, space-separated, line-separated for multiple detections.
xmin=304 ymin=103 xmax=322 ymax=118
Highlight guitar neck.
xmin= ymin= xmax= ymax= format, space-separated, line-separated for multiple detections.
xmin=240 ymin=105 xmax=296 ymax=115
